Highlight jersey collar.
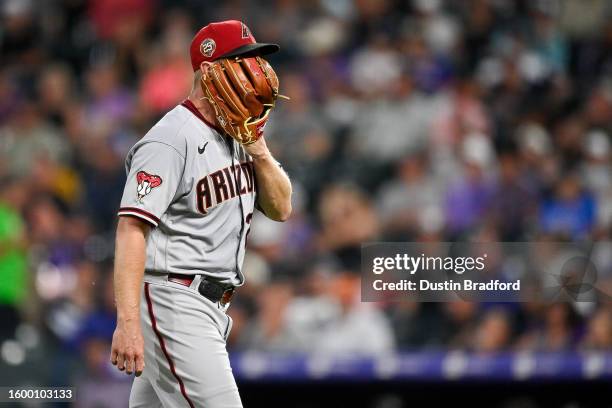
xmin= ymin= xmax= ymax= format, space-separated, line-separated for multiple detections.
xmin=180 ymin=99 xmax=224 ymax=134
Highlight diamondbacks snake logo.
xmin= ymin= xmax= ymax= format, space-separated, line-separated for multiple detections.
xmin=241 ymin=22 xmax=250 ymax=39
xmin=136 ymin=171 xmax=163 ymax=202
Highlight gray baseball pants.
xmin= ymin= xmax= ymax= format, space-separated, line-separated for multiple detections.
xmin=129 ymin=273 xmax=242 ymax=408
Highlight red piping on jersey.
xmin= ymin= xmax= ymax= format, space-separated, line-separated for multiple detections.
xmin=117 ymin=213 xmax=157 ymax=228
xmin=145 ymin=283 xmax=196 ymax=408
xmin=117 ymin=207 xmax=160 ymax=225
xmin=181 ymin=99 xmax=223 ymax=134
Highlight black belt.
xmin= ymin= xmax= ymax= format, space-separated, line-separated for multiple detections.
xmin=167 ymin=273 xmax=235 ymax=306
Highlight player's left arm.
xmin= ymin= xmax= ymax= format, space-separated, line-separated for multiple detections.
xmin=244 ymin=138 xmax=292 ymax=222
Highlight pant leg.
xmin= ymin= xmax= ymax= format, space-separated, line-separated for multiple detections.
xmin=129 ymin=284 xmax=164 ymax=408
xmin=129 ymin=375 xmax=163 ymax=408
xmin=142 ymin=280 xmax=242 ymax=408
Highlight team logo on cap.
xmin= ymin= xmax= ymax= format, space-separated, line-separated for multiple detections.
xmin=200 ymin=38 xmax=216 ymax=58
xmin=241 ymin=22 xmax=250 ymax=39
xmin=136 ymin=171 xmax=162 ymax=202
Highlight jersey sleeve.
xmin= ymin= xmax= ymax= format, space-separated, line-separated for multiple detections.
xmin=117 ymin=141 xmax=185 ymax=227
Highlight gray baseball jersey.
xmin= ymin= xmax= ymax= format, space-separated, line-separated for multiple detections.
xmin=117 ymin=100 xmax=256 ymax=286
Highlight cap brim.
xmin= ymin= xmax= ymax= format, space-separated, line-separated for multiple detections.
xmin=219 ymin=43 xmax=280 ymax=59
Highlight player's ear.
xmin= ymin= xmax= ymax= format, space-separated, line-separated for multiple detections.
xmin=199 ymin=61 xmax=212 ymax=76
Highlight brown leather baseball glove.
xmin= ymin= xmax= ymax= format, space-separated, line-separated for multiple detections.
xmin=200 ymin=56 xmax=281 ymax=144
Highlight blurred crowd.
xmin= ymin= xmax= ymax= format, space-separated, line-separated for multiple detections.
xmin=1 ymin=0 xmax=612 ymax=394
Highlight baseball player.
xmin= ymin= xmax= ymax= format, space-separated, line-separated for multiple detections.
xmin=109 ymin=20 xmax=292 ymax=408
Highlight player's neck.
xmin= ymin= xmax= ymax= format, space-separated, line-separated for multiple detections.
xmin=187 ymin=89 xmax=217 ymax=126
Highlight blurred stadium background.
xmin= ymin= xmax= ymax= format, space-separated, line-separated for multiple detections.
xmin=0 ymin=0 xmax=611 ymax=406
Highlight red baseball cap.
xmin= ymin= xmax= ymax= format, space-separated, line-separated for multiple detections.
xmin=189 ymin=20 xmax=279 ymax=71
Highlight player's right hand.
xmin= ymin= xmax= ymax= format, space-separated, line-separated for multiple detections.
xmin=110 ymin=319 xmax=145 ymax=376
